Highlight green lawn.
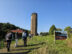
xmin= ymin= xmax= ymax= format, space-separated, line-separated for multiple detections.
xmin=0 ymin=35 xmax=72 ymax=54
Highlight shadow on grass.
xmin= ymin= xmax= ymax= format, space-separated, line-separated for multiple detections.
xmin=11 ymin=42 xmax=45 ymax=54
xmin=11 ymin=47 xmax=40 ymax=51
xmin=17 ymin=42 xmax=46 ymax=47
xmin=0 ymin=42 xmax=46 ymax=54
xmin=28 ymin=42 xmax=46 ymax=46
xmin=10 ymin=47 xmax=40 ymax=54
xmin=0 ymin=51 xmax=31 ymax=54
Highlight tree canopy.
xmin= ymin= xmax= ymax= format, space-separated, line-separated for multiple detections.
xmin=64 ymin=26 xmax=71 ymax=32
xmin=56 ymin=28 xmax=62 ymax=31
xmin=0 ymin=23 xmax=27 ymax=40
xmin=64 ymin=26 xmax=72 ymax=38
xmin=49 ymin=25 xmax=56 ymax=35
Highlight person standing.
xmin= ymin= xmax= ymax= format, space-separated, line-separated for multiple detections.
xmin=29 ymin=33 xmax=32 ymax=38
xmin=5 ymin=31 xmax=13 ymax=52
xmin=22 ymin=31 xmax=28 ymax=46
xmin=15 ymin=32 xmax=18 ymax=47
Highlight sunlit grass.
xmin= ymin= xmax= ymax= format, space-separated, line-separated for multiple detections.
xmin=0 ymin=35 xmax=72 ymax=54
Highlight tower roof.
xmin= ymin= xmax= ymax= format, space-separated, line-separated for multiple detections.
xmin=32 ymin=13 xmax=37 ymax=15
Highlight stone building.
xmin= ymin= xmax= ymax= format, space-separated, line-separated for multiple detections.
xmin=31 ymin=13 xmax=37 ymax=36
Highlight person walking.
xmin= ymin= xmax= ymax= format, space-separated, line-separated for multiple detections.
xmin=22 ymin=31 xmax=28 ymax=46
xmin=5 ymin=31 xmax=13 ymax=52
xmin=15 ymin=32 xmax=18 ymax=47
xmin=29 ymin=32 xmax=32 ymax=38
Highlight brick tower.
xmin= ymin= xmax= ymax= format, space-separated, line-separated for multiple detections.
xmin=31 ymin=13 xmax=37 ymax=36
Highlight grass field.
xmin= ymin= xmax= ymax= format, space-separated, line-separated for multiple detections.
xmin=0 ymin=35 xmax=72 ymax=54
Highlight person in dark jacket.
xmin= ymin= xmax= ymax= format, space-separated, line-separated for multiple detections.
xmin=5 ymin=31 xmax=13 ymax=52
xmin=22 ymin=31 xmax=28 ymax=46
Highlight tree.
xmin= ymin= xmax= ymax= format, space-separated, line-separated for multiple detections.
xmin=0 ymin=22 xmax=28 ymax=39
xmin=49 ymin=25 xmax=56 ymax=35
xmin=56 ymin=28 xmax=62 ymax=31
xmin=64 ymin=26 xmax=71 ymax=32
xmin=64 ymin=26 xmax=71 ymax=37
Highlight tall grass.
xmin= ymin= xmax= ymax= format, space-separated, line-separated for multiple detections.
xmin=0 ymin=35 xmax=72 ymax=54
xmin=29 ymin=35 xmax=72 ymax=54
xmin=0 ymin=41 xmax=5 ymax=49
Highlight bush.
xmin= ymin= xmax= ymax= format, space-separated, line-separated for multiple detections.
xmin=40 ymin=32 xmax=49 ymax=36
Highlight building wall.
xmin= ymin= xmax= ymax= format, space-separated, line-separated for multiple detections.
xmin=31 ymin=13 xmax=37 ymax=35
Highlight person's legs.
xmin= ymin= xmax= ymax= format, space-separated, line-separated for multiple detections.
xmin=23 ymin=39 xmax=25 ymax=46
xmin=24 ymin=37 xmax=27 ymax=46
xmin=9 ymin=40 xmax=11 ymax=50
xmin=15 ymin=39 xmax=18 ymax=47
xmin=7 ymin=40 xmax=8 ymax=51
xmin=7 ymin=40 xmax=11 ymax=52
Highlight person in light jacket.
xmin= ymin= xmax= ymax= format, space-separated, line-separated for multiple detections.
xmin=15 ymin=32 xmax=18 ymax=47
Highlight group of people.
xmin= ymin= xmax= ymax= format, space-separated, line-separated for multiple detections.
xmin=5 ymin=30 xmax=32 ymax=52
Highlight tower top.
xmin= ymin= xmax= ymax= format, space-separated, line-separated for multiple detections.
xmin=32 ymin=13 xmax=37 ymax=15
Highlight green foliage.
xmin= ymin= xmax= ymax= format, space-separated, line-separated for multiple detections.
xmin=56 ymin=28 xmax=62 ymax=31
xmin=29 ymin=36 xmax=72 ymax=54
xmin=49 ymin=25 xmax=56 ymax=35
xmin=0 ymin=23 xmax=22 ymax=39
xmin=64 ymin=26 xmax=72 ymax=38
xmin=0 ymin=41 xmax=5 ymax=49
xmin=40 ymin=32 xmax=49 ymax=36
xmin=64 ymin=26 xmax=71 ymax=32
xmin=0 ymin=35 xmax=72 ymax=54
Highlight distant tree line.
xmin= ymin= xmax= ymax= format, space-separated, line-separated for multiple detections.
xmin=40 ymin=24 xmax=72 ymax=37
xmin=40 ymin=32 xmax=49 ymax=36
xmin=0 ymin=22 xmax=28 ymax=40
xmin=40 ymin=25 xmax=62 ymax=36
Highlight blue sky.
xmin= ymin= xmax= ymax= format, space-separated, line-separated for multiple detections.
xmin=0 ymin=0 xmax=72 ymax=33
